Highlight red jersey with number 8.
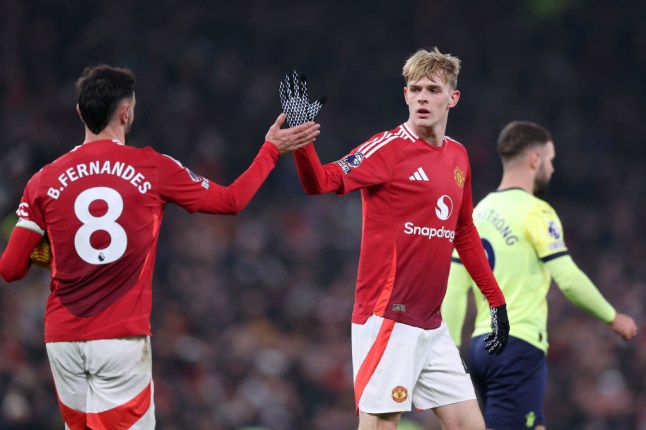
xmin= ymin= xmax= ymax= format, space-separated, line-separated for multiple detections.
xmin=17 ymin=139 xmax=212 ymax=342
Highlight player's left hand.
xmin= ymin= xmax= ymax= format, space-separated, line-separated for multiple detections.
xmin=609 ymin=313 xmax=638 ymax=341
xmin=484 ymin=304 xmax=509 ymax=355
xmin=279 ymin=70 xmax=327 ymax=127
xmin=30 ymin=235 xmax=52 ymax=269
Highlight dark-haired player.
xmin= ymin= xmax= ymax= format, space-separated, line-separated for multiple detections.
xmin=0 ymin=64 xmax=320 ymax=429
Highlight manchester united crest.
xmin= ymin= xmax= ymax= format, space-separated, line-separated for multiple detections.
xmin=453 ymin=167 xmax=465 ymax=188
xmin=391 ymin=386 xmax=408 ymax=403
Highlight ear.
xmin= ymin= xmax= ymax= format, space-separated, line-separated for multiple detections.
xmin=119 ymin=102 xmax=130 ymax=125
xmin=403 ymin=86 xmax=410 ymax=105
xmin=75 ymin=103 xmax=86 ymax=124
xmin=448 ymin=89 xmax=460 ymax=108
xmin=528 ymin=149 xmax=541 ymax=170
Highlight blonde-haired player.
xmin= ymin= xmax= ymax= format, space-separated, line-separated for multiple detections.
xmin=282 ymin=47 xmax=509 ymax=430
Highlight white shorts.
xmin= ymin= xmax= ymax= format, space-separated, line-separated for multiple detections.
xmin=352 ymin=315 xmax=476 ymax=414
xmin=46 ymin=336 xmax=155 ymax=430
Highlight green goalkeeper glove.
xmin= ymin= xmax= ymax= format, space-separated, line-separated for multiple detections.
xmin=279 ymin=70 xmax=327 ymax=127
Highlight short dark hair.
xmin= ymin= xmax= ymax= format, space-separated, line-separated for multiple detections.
xmin=497 ymin=121 xmax=552 ymax=162
xmin=75 ymin=65 xmax=136 ymax=134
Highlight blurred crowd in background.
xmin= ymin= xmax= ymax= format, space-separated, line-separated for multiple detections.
xmin=1 ymin=0 xmax=645 ymax=429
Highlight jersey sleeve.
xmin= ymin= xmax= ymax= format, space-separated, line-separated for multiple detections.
xmin=294 ymin=132 xmax=397 ymax=196
xmin=155 ymin=150 xmax=214 ymax=213
xmin=155 ymin=142 xmax=280 ymax=215
xmin=453 ymin=163 xmax=506 ymax=307
xmin=334 ymin=133 xmax=397 ymax=195
xmin=0 ymin=224 xmax=43 ymax=282
xmin=293 ymin=143 xmax=345 ymax=195
xmin=524 ymin=201 xmax=568 ymax=261
xmin=15 ymin=174 xmax=47 ymax=235
xmin=528 ymin=203 xmax=615 ymax=323
xmin=196 ymin=142 xmax=280 ymax=214
xmin=442 ymin=251 xmax=474 ymax=347
xmin=545 ymin=247 xmax=616 ymax=323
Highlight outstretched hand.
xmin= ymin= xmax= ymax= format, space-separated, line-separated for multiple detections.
xmin=279 ymin=70 xmax=327 ymax=127
xmin=265 ymin=113 xmax=320 ymax=155
xmin=610 ymin=313 xmax=638 ymax=341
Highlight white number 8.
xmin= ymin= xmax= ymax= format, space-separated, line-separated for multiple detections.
xmin=74 ymin=187 xmax=127 ymax=264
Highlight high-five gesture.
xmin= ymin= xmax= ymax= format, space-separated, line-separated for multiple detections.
xmin=279 ymin=71 xmax=327 ymax=127
xmin=266 ymin=113 xmax=320 ymax=155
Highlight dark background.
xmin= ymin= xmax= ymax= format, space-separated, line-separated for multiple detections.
xmin=0 ymin=1 xmax=645 ymax=429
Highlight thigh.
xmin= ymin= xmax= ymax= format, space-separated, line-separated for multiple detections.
xmin=46 ymin=341 xmax=89 ymax=428
xmin=470 ymin=335 xmax=547 ymax=429
xmin=47 ymin=337 xmax=155 ymax=429
xmin=352 ymin=316 xmax=425 ymax=414
xmin=412 ymin=322 xmax=477 ymax=411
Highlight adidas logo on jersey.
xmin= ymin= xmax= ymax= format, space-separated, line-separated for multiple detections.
xmin=409 ymin=167 xmax=429 ymax=181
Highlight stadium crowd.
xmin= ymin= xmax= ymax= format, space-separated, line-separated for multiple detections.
xmin=0 ymin=0 xmax=644 ymax=429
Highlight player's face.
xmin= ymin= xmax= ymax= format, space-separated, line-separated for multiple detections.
xmin=534 ymin=141 xmax=555 ymax=195
xmin=404 ymin=75 xmax=459 ymax=133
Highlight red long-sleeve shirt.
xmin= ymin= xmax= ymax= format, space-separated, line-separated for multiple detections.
xmin=294 ymin=123 xmax=505 ymax=329
xmin=0 ymin=139 xmax=279 ymax=342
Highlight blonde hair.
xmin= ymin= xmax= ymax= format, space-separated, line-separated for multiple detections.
xmin=402 ymin=47 xmax=461 ymax=89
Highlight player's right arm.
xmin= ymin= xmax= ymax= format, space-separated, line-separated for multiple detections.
xmin=293 ymin=131 xmax=397 ymax=195
xmin=293 ymin=143 xmax=344 ymax=194
xmin=0 ymin=180 xmax=46 ymax=282
xmin=0 ymin=226 xmax=42 ymax=282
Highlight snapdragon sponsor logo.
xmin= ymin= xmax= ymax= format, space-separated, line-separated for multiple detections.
xmin=403 ymin=222 xmax=456 ymax=242
xmin=435 ymin=195 xmax=453 ymax=220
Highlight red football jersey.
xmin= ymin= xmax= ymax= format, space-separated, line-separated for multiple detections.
xmin=17 ymin=139 xmax=216 ymax=342
xmin=295 ymin=123 xmax=503 ymax=329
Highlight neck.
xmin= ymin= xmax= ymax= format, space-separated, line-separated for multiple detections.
xmin=407 ymin=119 xmax=446 ymax=147
xmin=84 ymin=123 xmax=126 ymax=145
xmin=498 ymin=170 xmax=534 ymax=194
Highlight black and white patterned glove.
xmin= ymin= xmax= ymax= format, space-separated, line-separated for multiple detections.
xmin=484 ymin=305 xmax=509 ymax=355
xmin=279 ymin=70 xmax=327 ymax=127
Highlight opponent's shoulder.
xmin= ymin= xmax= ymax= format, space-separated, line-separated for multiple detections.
xmin=527 ymin=195 xmax=560 ymax=220
xmin=475 ymin=189 xmax=541 ymax=224
xmin=482 ymin=188 xmax=540 ymax=207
